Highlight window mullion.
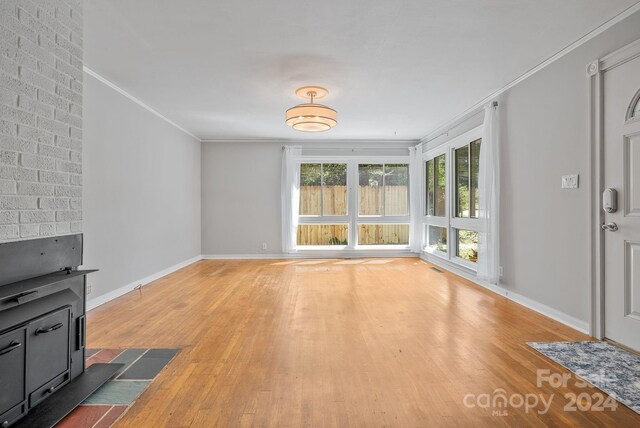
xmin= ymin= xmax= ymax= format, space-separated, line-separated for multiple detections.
xmin=348 ymin=161 xmax=357 ymax=249
xmin=381 ymin=164 xmax=386 ymax=217
xmin=447 ymin=148 xmax=454 ymax=260
xmin=467 ymin=144 xmax=472 ymax=217
xmin=429 ymin=160 xmax=433 ymax=216
xmin=433 ymin=160 xmax=437 ymax=216
xmin=320 ymin=163 xmax=324 ymax=216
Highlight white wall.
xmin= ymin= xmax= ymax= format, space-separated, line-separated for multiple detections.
xmin=0 ymin=0 xmax=84 ymax=242
xmin=83 ymin=72 xmax=201 ymax=302
xmin=201 ymin=141 xmax=414 ymax=255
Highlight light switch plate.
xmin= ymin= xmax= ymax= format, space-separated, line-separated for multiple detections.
xmin=562 ymin=174 xmax=579 ymax=189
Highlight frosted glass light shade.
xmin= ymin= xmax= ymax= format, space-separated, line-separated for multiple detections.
xmin=285 ymin=103 xmax=337 ymax=132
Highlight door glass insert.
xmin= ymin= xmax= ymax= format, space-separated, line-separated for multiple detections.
xmin=630 ymin=88 xmax=640 ymax=119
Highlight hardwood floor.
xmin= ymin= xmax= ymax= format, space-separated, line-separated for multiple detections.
xmin=87 ymin=259 xmax=640 ymax=427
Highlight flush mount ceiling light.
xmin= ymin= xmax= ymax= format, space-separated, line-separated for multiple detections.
xmin=285 ymin=86 xmax=337 ymax=132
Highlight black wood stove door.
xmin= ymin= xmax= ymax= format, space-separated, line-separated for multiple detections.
xmin=0 ymin=328 xmax=26 ymax=416
xmin=26 ymin=306 xmax=71 ymax=406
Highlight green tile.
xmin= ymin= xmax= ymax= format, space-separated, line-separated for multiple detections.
xmin=119 ymin=349 xmax=179 ymax=380
xmin=111 ymin=349 xmax=147 ymax=376
xmin=144 ymin=349 xmax=179 ymax=359
xmin=83 ymin=380 xmax=150 ymax=405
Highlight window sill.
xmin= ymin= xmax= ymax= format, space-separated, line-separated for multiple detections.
xmin=421 ymin=249 xmax=477 ymax=273
xmin=423 ymin=247 xmax=447 ymax=258
xmin=296 ymin=245 xmax=410 ymax=251
xmin=296 ymin=245 xmax=349 ymax=250
xmin=293 ymin=247 xmax=416 ymax=258
xmin=355 ymin=245 xmax=411 ymax=250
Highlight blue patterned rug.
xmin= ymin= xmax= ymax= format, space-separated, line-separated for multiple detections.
xmin=528 ymin=341 xmax=640 ymax=414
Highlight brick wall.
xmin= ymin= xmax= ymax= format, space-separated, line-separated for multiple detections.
xmin=0 ymin=0 xmax=83 ymax=242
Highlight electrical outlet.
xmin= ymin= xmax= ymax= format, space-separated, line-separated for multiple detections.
xmin=499 ymin=266 xmax=504 ymax=277
xmin=561 ymin=174 xmax=579 ymax=189
xmin=87 ymin=284 xmax=92 ymax=294
xmin=262 ymin=242 xmax=268 ymax=250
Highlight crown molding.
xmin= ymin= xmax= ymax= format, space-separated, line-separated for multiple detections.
xmin=419 ymin=1 xmax=640 ymax=144
xmin=201 ymin=138 xmax=419 ymax=145
xmin=599 ymin=37 xmax=640 ymax=71
xmin=83 ymin=66 xmax=202 ymax=142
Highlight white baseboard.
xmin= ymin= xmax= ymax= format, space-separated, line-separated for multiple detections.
xmin=87 ymin=255 xmax=203 ymax=311
xmin=202 ymin=254 xmax=289 ymax=260
xmin=420 ymin=253 xmax=590 ymax=335
xmin=504 ymin=288 xmax=589 ymax=334
xmin=202 ymin=250 xmax=418 ymax=260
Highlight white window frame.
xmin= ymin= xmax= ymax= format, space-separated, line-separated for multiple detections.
xmin=422 ymin=126 xmax=483 ymax=270
xmin=422 ymin=147 xmax=448 ymax=258
xmin=297 ymin=157 xmax=350 ymax=250
xmin=296 ymin=155 xmax=411 ymax=251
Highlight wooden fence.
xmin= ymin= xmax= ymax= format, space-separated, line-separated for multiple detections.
xmin=297 ymin=224 xmax=349 ymax=246
xmin=297 ymin=186 xmax=409 ymax=246
xmin=299 ymin=185 xmax=408 ymax=216
xmin=357 ymin=224 xmax=409 ymax=245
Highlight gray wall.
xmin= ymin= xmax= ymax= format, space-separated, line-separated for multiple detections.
xmin=498 ymin=11 xmax=640 ymax=324
xmin=201 ymin=141 xmax=282 ymax=255
xmin=201 ymin=141 xmax=413 ymax=255
xmin=0 ymin=0 xmax=83 ymax=242
xmin=83 ymin=72 xmax=201 ymax=301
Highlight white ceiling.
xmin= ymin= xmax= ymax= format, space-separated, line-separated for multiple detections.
xmin=84 ymin=0 xmax=638 ymax=141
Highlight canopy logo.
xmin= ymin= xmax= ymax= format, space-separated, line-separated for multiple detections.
xmin=463 ymin=389 xmax=552 ymax=416
xmin=462 ymin=369 xmax=618 ymax=416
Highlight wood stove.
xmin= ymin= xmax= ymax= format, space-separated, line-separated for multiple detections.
xmin=0 ymin=234 xmax=122 ymax=428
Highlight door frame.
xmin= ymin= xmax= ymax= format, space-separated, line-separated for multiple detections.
xmin=588 ymin=38 xmax=640 ymax=339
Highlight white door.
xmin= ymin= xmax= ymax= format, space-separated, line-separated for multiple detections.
xmin=603 ymin=53 xmax=640 ymax=352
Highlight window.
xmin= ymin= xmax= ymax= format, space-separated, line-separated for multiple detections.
xmin=426 ymin=225 xmax=447 ymax=253
xmin=358 ymin=163 xmax=410 ymax=245
xmin=359 ymin=164 xmax=383 ymax=216
xmin=358 ymin=164 xmax=408 ymax=216
xmin=300 ymin=163 xmax=347 ymax=216
xmin=384 ymin=164 xmax=409 ymax=216
xmin=425 ymin=154 xmax=445 ymax=216
xmin=298 ymin=162 xmax=349 ymax=247
xmin=296 ymin=159 xmax=410 ymax=249
xmin=298 ymin=224 xmax=348 ymax=246
xmin=422 ymin=127 xmax=482 ymax=268
xmin=455 ymin=139 xmax=480 ymax=218
xmin=456 ymin=229 xmax=478 ymax=262
xmin=358 ymin=224 xmax=409 ymax=245
xmin=322 ymin=164 xmax=348 ymax=216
